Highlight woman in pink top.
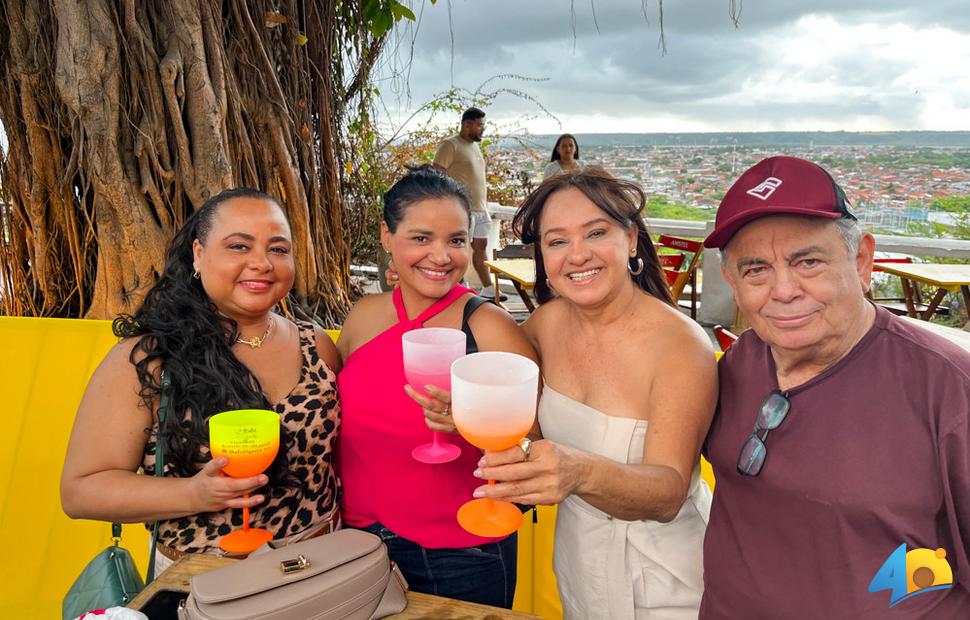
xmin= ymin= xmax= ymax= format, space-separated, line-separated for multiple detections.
xmin=336 ymin=165 xmax=536 ymax=608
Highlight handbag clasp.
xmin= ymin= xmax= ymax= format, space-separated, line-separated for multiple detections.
xmin=280 ymin=554 xmax=310 ymax=574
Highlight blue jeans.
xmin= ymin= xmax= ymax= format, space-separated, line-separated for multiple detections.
xmin=357 ymin=522 xmax=517 ymax=609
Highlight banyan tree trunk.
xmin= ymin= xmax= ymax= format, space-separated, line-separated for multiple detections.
xmin=0 ymin=0 xmax=382 ymax=325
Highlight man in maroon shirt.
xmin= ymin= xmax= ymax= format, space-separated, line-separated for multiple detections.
xmin=701 ymin=156 xmax=969 ymax=618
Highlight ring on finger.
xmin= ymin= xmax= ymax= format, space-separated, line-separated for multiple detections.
xmin=518 ymin=437 xmax=532 ymax=460
xmin=441 ymin=405 xmax=450 ymax=416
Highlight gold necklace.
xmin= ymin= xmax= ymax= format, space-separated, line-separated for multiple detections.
xmin=236 ymin=317 xmax=274 ymax=349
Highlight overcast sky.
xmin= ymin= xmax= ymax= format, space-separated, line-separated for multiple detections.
xmin=374 ymin=0 xmax=970 ymax=134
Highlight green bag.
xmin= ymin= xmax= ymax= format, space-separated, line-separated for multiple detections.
xmin=62 ymin=523 xmax=145 ymax=619
xmin=62 ymin=370 xmax=171 ymax=619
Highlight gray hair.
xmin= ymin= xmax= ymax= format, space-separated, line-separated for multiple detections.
xmin=719 ymin=216 xmax=863 ymax=265
xmin=834 ymin=217 xmax=863 ymax=255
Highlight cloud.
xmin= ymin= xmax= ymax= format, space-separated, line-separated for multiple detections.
xmin=376 ymin=1 xmax=970 ymax=133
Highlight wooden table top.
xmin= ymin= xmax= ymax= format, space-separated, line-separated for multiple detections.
xmin=485 ymin=259 xmax=536 ymax=288
xmin=130 ymin=553 xmax=540 ymax=619
xmin=874 ymin=263 xmax=970 ymax=290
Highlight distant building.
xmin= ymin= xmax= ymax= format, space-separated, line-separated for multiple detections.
xmin=856 ymin=202 xmax=929 ymax=232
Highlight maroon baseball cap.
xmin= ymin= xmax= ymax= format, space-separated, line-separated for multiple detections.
xmin=704 ymin=156 xmax=855 ymax=249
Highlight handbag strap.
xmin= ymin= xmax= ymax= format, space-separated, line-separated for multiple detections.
xmin=143 ymin=368 xmax=171 ymax=584
xmin=107 ymin=369 xmax=170 ymax=584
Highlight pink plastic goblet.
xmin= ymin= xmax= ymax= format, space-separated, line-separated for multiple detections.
xmin=403 ymin=327 xmax=467 ymax=464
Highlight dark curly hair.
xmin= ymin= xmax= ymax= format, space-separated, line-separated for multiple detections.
xmin=113 ymin=188 xmax=296 ymax=486
xmin=512 ymin=169 xmax=673 ymax=306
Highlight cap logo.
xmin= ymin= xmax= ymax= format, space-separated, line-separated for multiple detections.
xmin=746 ymin=176 xmax=783 ymax=201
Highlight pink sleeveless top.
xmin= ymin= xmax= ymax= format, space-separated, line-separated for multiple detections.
xmin=337 ymin=285 xmax=502 ymax=548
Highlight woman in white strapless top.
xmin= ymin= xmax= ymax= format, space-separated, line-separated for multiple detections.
xmin=474 ymin=170 xmax=717 ymax=619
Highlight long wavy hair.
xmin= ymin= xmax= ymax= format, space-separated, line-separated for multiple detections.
xmin=114 ymin=188 xmax=296 ymax=486
xmin=550 ymin=133 xmax=580 ymax=162
xmin=512 ymin=169 xmax=673 ymax=306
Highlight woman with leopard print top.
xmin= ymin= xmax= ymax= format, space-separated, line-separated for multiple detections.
xmin=61 ymin=188 xmax=342 ymax=575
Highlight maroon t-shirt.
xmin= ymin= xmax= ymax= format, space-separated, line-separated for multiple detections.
xmin=702 ymin=306 xmax=970 ymax=619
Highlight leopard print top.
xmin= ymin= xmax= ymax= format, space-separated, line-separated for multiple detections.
xmin=143 ymin=320 xmax=341 ymax=554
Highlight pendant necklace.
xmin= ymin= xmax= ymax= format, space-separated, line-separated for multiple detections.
xmin=236 ymin=317 xmax=274 ymax=349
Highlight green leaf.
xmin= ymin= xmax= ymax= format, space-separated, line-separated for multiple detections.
xmin=390 ymin=1 xmax=416 ymax=21
xmin=372 ymin=10 xmax=394 ymax=37
xmin=362 ymin=0 xmax=381 ymax=22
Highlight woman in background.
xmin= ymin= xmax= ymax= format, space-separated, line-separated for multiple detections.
xmin=61 ymin=188 xmax=341 ymax=575
xmin=337 ymin=165 xmax=537 ymax=608
xmin=543 ymin=133 xmax=581 ymax=178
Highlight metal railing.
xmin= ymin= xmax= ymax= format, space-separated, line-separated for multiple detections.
xmin=491 ymin=204 xmax=707 ymax=238
xmin=489 ymin=204 xmax=970 ymax=324
xmin=492 ymin=204 xmax=970 ymax=257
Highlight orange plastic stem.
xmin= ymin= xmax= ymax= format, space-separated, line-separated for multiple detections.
xmin=242 ymin=494 xmax=251 ymax=532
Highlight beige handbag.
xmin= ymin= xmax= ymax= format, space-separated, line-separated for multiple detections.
xmin=178 ymin=529 xmax=408 ymax=620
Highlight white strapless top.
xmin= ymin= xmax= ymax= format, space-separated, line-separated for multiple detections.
xmin=538 ymin=384 xmax=711 ymax=620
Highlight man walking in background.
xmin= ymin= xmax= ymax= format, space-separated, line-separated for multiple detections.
xmin=433 ymin=107 xmax=504 ymax=300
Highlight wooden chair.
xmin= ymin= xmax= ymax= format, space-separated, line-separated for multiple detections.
xmin=659 ymin=254 xmax=685 ymax=287
xmin=713 ymin=324 xmax=739 ymax=352
xmin=656 ymin=235 xmax=703 ymax=319
xmin=491 ymin=244 xmax=536 ymax=311
xmin=869 ymin=257 xmax=949 ymax=317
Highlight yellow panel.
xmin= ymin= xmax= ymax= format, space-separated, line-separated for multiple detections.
xmin=0 ymin=319 xmax=340 ymax=617
xmin=513 ymin=505 xmax=563 ymax=618
xmin=0 ymin=318 xmax=150 ymax=618
xmin=533 ymin=505 xmax=564 ymax=618
xmin=701 ymin=456 xmax=716 ymax=492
